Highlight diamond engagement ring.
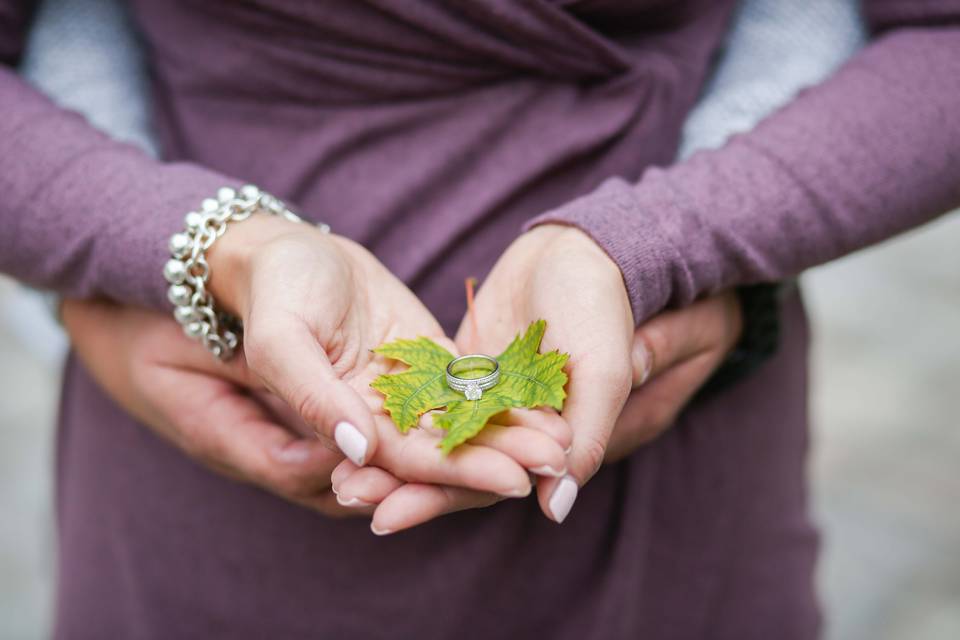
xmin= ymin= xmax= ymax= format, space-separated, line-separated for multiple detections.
xmin=445 ymin=354 xmax=501 ymax=401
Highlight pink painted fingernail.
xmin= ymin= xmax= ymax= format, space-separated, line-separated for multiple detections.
xmin=336 ymin=494 xmax=372 ymax=508
xmin=371 ymin=523 xmax=394 ymax=536
xmin=334 ymin=421 xmax=367 ymax=466
xmin=548 ymin=475 xmax=579 ymax=523
xmin=531 ymin=464 xmax=567 ymax=478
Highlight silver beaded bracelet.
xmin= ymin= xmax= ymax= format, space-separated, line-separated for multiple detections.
xmin=163 ymin=184 xmax=329 ymax=360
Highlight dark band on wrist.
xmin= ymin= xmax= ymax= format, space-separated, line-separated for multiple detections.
xmin=694 ymin=281 xmax=791 ymax=399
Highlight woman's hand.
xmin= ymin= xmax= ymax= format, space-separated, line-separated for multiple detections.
xmin=454 ymin=224 xmax=635 ymax=522
xmin=62 ymin=298 xmax=359 ymax=516
xmin=203 ymin=215 xmax=571 ymax=498
xmin=330 ymin=290 xmax=743 ymax=533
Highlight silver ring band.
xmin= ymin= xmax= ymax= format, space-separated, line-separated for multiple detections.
xmin=445 ymin=354 xmax=500 ymax=400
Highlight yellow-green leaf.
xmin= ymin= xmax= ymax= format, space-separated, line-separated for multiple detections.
xmin=432 ymin=390 xmax=517 ymax=454
xmin=370 ymin=337 xmax=462 ymax=432
xmin=494 ymin=319 xmax=568 ymax=412
xmin=371 ymin=320 xmax=569 ymax=452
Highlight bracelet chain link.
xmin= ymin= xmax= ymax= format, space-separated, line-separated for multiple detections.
xmin=163 ymin=184 xmax=329 ymax=360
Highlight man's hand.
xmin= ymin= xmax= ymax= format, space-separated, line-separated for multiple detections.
xmin=62 ymin=298 xmax=360 ymax=516
xmin=605 ymin=290 xmax=742 ymax=462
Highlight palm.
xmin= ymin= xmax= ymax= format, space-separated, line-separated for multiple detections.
xmin=241 ymin=229 xmax=568 ymax=499
xmin=457 ymin=225 xmax=633 ymax=389
xmin=303 ymin=237 xmax=452 ymax=406
xmin=456 ymin=225 xmax=635 ymax=521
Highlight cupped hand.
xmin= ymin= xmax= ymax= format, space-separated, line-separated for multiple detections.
xmin=198 ymin=215 xmax=571 ymax=498
xmin=456 ymin=224 xmax=635 ymax=522
xmin=332 ymin=224 xmax=633 ymax=527
xmin=334 ymin=289 xmax=742 ymax=533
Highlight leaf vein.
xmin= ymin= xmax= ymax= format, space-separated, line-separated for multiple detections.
xmin=502 ymin=370 xmax=548 ymax=389
xmin=399 ymin=372 xmax=443 ymax=419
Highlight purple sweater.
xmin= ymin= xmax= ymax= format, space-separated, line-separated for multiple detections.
xmin=1 ymin=1 xmax=959 ymax=638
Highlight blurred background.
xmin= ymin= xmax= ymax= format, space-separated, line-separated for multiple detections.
xmin=1 ymin=0 xmax=958 ymax=638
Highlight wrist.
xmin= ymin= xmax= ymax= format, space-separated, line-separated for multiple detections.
xmin=695 ymin=282 xmax=786 ymax=398
xmin=528 ymin=223 xmax=629 ymax=305
xmin=204 ymin=213 xmax=302 ymax=316
xmin=530 ymin=223 xmax=621 ymax=271
xmin=164 ymin=184 xmax=330 ymax=361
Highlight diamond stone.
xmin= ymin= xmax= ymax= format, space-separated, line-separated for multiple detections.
xmin=464 ymin=382 xmax=482 ymax=401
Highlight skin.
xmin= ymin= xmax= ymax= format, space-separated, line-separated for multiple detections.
xmin=456 ymin=225 xmax=637 ymax=521
xmin=63 ymin=219 xmax=742 ymax=532
xmin=202 ymin=215 xmax=571 ymax=498
xmin=62 ymin=298 xmax=359 ymax=516
xmin=335 ymin=228 xmax=744 ymax=533
xmin=64 ymin=215 xmax=575 ymax=513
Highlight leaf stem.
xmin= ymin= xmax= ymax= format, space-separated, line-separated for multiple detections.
xmin=465 ymin=277 xmax=478 ymax=348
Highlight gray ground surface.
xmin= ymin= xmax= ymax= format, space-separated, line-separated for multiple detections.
xmin=1 ymin=213 xmax=959 ymax=639
xmin=806 ymin=214 xmax=960 ymax=639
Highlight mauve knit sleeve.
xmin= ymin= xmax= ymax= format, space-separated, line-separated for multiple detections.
xmin=0 ymin=1 xmax=238 ymax=310
xmin=527 ymin=3 xmax=960 ymax=326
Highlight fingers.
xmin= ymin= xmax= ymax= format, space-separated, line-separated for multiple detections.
xmin=157 ymin=338 xmax=261 ymax=390
xmin=421 ymin=408 xmax=571 ymax=478
xmin=467 ymin=423 xmax=567 ymax=477
xmin=154 ymin=366 xmax=344 ymax=503
xmin=607 ymin=350 xmax=725 ymax=463
xmin=607 ymin=292 xmax=743 ymax=463
xmin=330 ymin=460 xmax=404 ymax=508
xmin=488 ymin=408 xmax=573 ymax=453
xmin=64 ymin=299 xmax=371 ymax=521
xmin=64 ymin=298 xmax=261 ymax=388
xmin=537 ymin=356 xmax=632 ymax=523
xmin=370 ymin=415 xmax=533 ymax=497
xmin=331 ymin=461 xmax=509 ymax=534
xmin=330 ymin=457 xmax=361 ymax=490
xmin=286 ymin=491 xmax=369 ymax=518
xmin=631 ymin=292 xmax=742 ymax=387
xmin=244 ymin=318 xmax=377 ymax=467
xmin=370 ymin=484 xmax=502 ymax=536
xmin=254 ymin=391 xmax=316 ymax=440
xmin=334 ymin=415 xmax=567 ymax=533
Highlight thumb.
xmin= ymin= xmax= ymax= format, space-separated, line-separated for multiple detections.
xmin=243 ymin=319 xmax=377 ymax=468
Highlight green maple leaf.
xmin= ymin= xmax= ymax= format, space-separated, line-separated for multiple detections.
xmin=370 ymin=337 xmax=463 ymax=433
xmin=371 ymin=320 xmax=569 ymax=453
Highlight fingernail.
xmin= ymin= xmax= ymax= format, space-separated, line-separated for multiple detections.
xmin=271 ymin=441 xmax=312 ymax=464
xmin=564 ymin=445 xmax=573 ymax=455
xmin=334 ymin=421 xmax=367 ymax=466
xmin=531 ymin=464 xmax=567 ymax=478
xmin=634 ymin=338 xmax=653 ymax=386
xmin=548 ymin=475 xmax=579 ymax=523
xmin=370 ymin=523 xmax=394 ymax=536
xmin=501 ymin=484 xmax=532 ymax=498
xmin=336 ymin=494 xmax=372 ymax=508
